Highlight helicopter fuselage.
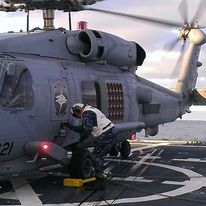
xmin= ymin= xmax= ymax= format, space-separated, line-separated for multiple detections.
xmin=0 ymin=29 xmax=183 ymax=178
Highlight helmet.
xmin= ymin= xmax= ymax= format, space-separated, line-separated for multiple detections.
xmin=71 ymin=103 xmax=85 ymax=117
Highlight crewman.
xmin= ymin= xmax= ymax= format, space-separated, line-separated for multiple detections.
xmin=68 ymin=103 xmax=117 ymax=190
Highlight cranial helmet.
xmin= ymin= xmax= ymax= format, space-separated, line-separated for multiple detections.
xmin=71 ymin=103 xmax=85 ymax=117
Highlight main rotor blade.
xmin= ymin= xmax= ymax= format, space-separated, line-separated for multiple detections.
xmin=164 ymin=38 xmax=179 ymax=53
xmin=178 ymin=0 xmax=188 ymax=24
xmin=191 ymin=0 xmax=206 ymax=26
xmin=86 ymin=8 xmax=183 ymax=27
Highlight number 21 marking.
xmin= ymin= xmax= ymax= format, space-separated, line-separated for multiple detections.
xmin=0 ymin=142 xmax=14 ymax=156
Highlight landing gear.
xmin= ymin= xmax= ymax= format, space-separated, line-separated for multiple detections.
xmin=109 ymin=144 xmax=119 ymax=156
xmin=70 ymin=148 xmax=94 ymax=179
xmin=109 ymin=141 xmax=131 ymax=158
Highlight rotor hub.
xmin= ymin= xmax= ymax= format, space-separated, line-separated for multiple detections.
xmin=178 ymin=20 xmax=205 ymax=45
xmin=178 ymin=26 xmax=190 ymax=43
xmin=188 ymin=29 xmax=206 ymax=45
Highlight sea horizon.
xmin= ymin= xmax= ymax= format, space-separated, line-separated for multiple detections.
xmin=137 ymin=120 xmax=206 ymax=142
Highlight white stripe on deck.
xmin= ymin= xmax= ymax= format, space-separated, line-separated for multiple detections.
xmin=112 ymin=176 xmax=153 ymax=183
xmin=138 ymin=155 xmax=161 ymax=159
xmin=0 ymin=191 xmax=18 ymax=200
xmin=130 ymin=149 xmax=157 ymax=173
xmin=11 ymin=178 xmax=43 ymax=206
xmin=172 ymin=158 xmax=206 ymax=163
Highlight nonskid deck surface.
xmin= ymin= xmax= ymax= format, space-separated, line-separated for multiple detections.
xmin=1 ymin=141 xmax=206 ymax=206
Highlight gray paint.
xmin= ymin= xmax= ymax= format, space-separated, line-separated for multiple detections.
xmin=0 ymin=28 xmax=204 ymax=178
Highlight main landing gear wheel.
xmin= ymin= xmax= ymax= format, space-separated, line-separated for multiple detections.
xmin=109 ymin=144 xmax=119 ymax=156
xmin=120 ymin=141 xmax=131 ymax=158
xmin=109 ymin=141 xmax=131 ymax=158
xmin=70 ymin=148 xmax=94 ymax=179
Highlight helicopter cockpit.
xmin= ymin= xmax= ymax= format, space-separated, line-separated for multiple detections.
xmin=0 ymin=60 xmax=33 ymax=108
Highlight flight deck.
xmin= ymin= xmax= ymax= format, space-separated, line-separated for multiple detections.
xmin=1 ymin=141 xmax=206 ymax=206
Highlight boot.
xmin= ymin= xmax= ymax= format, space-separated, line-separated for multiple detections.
xmin=103 ymin=170 xmax=112 ymax=179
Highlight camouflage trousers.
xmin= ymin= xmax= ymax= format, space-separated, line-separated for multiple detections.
xmin=91 ymin=127 xmax=116 ymax=177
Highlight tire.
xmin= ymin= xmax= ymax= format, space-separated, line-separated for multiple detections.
xmin=120 ymin=141 xmax=131 ymax=158
xmin=109 ymin=144 xmax=119 ymax=156
xmin=70 ymin=148 xmax=93 ymax=179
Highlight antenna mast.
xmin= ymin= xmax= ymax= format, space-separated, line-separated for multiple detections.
xmin=68 ymin=10 xmax=72 ymax=30
xmin=26 ymin=10 xmax=29 ymax=32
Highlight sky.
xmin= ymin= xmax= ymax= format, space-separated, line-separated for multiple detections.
xmin=0 ymin=0 xmax=206 ymax=120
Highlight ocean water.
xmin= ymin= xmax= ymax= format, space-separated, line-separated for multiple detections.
xmin=137 ymin=120 xmax=206 ymax=141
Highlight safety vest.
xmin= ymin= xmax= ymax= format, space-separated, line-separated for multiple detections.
xmin=83 ymin=106 xmax=114 ymax=137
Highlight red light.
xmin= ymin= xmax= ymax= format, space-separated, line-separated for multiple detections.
xmin=78 ymin=21 xmax=88 ymax=30
xmin=130 ymin=133 xmax=137 ymax=140
xmin=42 ymin=143 xmax=49 ymax=151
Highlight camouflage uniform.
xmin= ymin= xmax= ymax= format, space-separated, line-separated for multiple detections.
xmin=82 ymin=110 xmax=116 ymax=176
xmin=91 ymin=127 xmax=116 ymax=176
xmin=72 ymin=109 xmax=116 ymax=177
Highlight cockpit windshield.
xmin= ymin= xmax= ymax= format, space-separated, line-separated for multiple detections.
xmin=0 ymin=59 xmax=34 ymax=108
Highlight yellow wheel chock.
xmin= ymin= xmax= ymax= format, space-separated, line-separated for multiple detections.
xmin=63 ymin=177 xmax=96 ymax=187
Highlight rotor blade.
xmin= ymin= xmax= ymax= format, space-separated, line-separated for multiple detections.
xmin=161 ymin=37 xmax=179 ymax=61
xmin=170 ymin=43 xmax=186 ymax=78
xmin=191 ymin=0 xmax=206 ymax=26
xmin=178 ymin=0 xmax=188 ymax=24
xmin=163 ymin=38 xmax=179 ymax=53
xmin=86 ymin=8 xmax=183 ymax=27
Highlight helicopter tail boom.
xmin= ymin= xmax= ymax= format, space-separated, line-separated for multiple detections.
xmin=175 ymin=28 xmax=206 ymax=112
xmin=175 ymin=44 xmax=200 ymax=95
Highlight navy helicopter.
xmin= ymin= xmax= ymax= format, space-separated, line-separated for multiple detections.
xmin=0 ymin=0 xmax=206 ymax=180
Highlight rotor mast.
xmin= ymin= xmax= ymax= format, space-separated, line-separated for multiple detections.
xmin=43 ymin=9 xmax=55 ymax=30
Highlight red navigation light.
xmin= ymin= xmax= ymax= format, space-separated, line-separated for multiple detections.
xmin=130 ymin=133 xmax=137 ymax=140
xmin=42 ymin=143 xmax=49 ymax=152
xmin=78 ymin=21 xmax=88 ymax=30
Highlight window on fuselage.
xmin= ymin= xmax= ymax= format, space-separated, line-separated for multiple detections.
xmin=81 ymin=81 xmax=102 ymax=110
xmin=0 ymin=66 xmax=34 ymax=108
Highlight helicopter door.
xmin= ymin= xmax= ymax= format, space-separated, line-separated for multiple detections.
xmin=49 ymin=79 xmax=69 ymax=121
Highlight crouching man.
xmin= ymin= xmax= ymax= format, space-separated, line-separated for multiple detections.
xmin=68 ymin=103 xmax=117 ymax=190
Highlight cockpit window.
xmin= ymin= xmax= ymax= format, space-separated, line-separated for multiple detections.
xmin=0 ymin=62 xmax=34 ymax=109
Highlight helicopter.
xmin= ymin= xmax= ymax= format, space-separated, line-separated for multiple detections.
xmin=0 ymin=0 xmax=206 ymax=180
